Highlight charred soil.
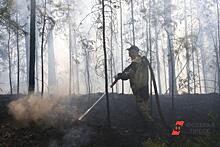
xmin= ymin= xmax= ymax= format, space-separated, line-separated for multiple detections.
xmin=0 ymin=93 xmax=220 ymax=147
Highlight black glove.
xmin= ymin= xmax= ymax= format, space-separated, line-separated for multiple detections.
xmin=114 ymin=73 xmax=122 ymax=79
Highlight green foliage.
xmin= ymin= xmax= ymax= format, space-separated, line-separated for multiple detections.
xmin=143 ymin=138 xmax=168 ymax=147
xmin=207 ymin=111 xmax=218 ymax=123
xmin=143 ymin=134 xmax=220 ymax=147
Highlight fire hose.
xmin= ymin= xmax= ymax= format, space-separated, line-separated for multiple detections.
xmin=143 ymin=57 xmax=171 ymax=131
xmin=110 ymin=57 xmax=170 ymax=131
xmin=78 ymin=93 xmax=106 ymax=121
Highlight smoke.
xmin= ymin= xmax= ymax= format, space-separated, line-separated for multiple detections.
xmin=8 ymin=95 xmax=79 ymax=126
xmin=8 ymin=95 xmax=95 ymax=146
xmin=48 ymin=126 xmax=92 ymax=147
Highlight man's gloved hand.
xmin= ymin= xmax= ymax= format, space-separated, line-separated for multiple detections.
xmin=111 ymin=73 xmax=122 ymax=88
xmin=114 ymin=73 xmax=123 ymax=79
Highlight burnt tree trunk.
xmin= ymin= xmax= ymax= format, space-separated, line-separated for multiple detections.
xmin=28 ymin=0 xmax=36 ymax=94
xmin=102 ymin=0 xmax=111 ymax=127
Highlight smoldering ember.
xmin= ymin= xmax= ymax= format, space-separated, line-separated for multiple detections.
xmin=0 ymin=0 xmax=220 ymax=147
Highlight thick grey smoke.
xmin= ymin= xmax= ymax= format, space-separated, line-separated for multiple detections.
xmin=8 ymin=95 xmax=79 ymax=126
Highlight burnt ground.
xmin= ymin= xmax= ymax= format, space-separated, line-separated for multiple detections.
xmin=0 ymin=93 xmax=220 ymax=147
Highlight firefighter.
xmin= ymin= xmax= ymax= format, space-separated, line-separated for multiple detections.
xmin=114 ymin=45 xmax=153 ymax=122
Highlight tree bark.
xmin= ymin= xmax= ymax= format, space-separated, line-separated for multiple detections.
xmin=36 ymin=25 xmax=39 ymax=93
xmin=25 ymin=33 xmax=30 ymax=87
xmin=164 ymin=0 xmax=177 ymax=98
xmin=162 ymin=42 xmax=168 ymax=92
xmin=68 ymin=1 xmax=72 ymax=95
xmin=102 ymin=0 xmax=111 ymax=127
xmin=152 ymin=0 xmax=162 ymax=94
xmin=40 ymin=0 xmax=47 ymax=96
xmin=7 ymin=24 xmax=12 ymax=94
xmin=211 ymin=34 xmax=219 ymax=93
xmin=47 ymin=2 xmax=56 ymax=93
xmin=216 ymin=0 xmax=220 ymax=93
xmin=200 ymin=31 xmax=207 ymax=93
xmin=24 ymin=1 xmax=30 ymax=89
xmin=47 ymin=28 xmax=56 ymax=93
xmin=196 ymin=49 xmax=202 ymax=93
xmin=74 ymin=29 xmax=80 ymax=94
xmin=184 ymin=0 xmax=190 ymax=94
xmin=85 ymin=48 xmax=91 ymax=94
xmin=28 ymin=0 xmax=36 ymax=94
xmin=110 ymin=0 xmax=114 ymax=93
xmin=16 ymin=10 xmax=20 ymax=94
xmin=149 ymin=0 xmax=153 ymax=115
xmin=130 ymin=0 xmax=135 ymax=45
xmin=190 ymin=0 xmax=196 ymax=93
xmin=120 ymin=0 xmax=124 ymax=94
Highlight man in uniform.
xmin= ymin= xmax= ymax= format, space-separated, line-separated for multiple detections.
xmin=113 ymin=45 xmax=153 ymax=122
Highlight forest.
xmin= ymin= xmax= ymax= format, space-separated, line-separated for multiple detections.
xmin=0 ymin=0 xmax=220 ymax=146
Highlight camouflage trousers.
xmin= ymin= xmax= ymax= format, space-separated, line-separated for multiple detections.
xmin=133 ymin=86 xmax=153 ymax=122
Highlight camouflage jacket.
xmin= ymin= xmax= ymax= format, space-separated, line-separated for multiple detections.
xmin=119 ymin=55 xmax=149 ymax=93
